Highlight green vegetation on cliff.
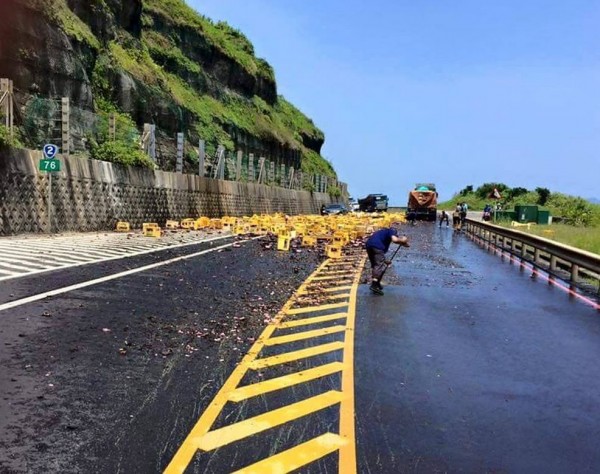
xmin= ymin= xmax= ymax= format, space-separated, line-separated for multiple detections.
xmin=33 ymin=0 xmax=100 ymax=48
xmin=143 ymin=0 xmax=275 ymax=83
xmin=33 ymin=0 xmax=334 ymax=177
xmin=0 ymin=125 xmax=23 ymax=149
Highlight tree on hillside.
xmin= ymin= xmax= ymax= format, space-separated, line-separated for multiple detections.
xmin=459 ymin=185 xmax=474 ymax=196
xmin=535 ymin=187 xmax=551 ymax=206
xmin=512 ymin=191 xmax=541 ymax=206
xmin=508 ymin=187 xmax=529 ymax=199
xmin=475 ymin=183 xmax=509 ymax=199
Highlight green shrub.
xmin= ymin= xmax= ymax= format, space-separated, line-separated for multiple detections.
xmin=328 ymin=185 xmax=342 ymax=198
xmin=90 ymin=141 xmax=155 ymax=168
xmin=0 ymin=125 xmax=23 ymax=149
xmin=546 ymin=193 xmax=597 ymax=227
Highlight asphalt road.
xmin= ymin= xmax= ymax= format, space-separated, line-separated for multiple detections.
xmin=1 ymin=225 xmax=599 ymax=473
xmin=355 ymin=223 xmax=600 ymax=473
xmin=0 ymin=234 xmax=325 ymax=473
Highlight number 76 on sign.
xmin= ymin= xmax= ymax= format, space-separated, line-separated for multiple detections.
xmin=39 ymin=159 xmax=61 ymax=172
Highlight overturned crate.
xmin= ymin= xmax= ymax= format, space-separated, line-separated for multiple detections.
xmin=115 ymin=221 xmax=130 ymax=232
xmin=143 ymin=223 xmax=161 ymax=238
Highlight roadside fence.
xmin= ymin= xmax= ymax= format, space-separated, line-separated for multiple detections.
xmin=464 ymin=219 xmax=600 ymax=297
xmin=1 ymin=80 xmax=346 ymax=195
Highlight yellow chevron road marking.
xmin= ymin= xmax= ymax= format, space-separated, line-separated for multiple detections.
xmin=285 ymin=301 xmax=349 ymax=315
xmin=339 ymin=257 xmax=364 ymax=473
xmin=264 ymin=325 xmax=347 ymax=346
xmin=163 ymin=259 xmax=331 ymax=474
xmin=299 ymin=285 xmax=353 ymax=294
xmin=312 ymin=274 xmax=355 ymax=281
xmin=298 ymin=283 xmax=352 ymax=295
xmin=233 ymin=432 xmax=348 ymax=474
xmin=294 ymin=293 xmax=351 ymax=304
xmin=249 ymin=341 xmax=345 ymax=370
xmin=317 ymin=269 xmax=354 ymax=276
xmin=228 ymin=362 xmax=344 ymax=402
xmin=164 ymin=253 xmax=367 ymax=474
xmin=196 ymin=391 xmax=344 ymax=451
xmin=278 ymin=312 xmax=348 ymax=328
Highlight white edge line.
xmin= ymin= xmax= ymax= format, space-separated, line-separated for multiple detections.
xmin=0 ymin=234 xmax=233 ymax=283
xmin=0 ymin=238 xmax=260 ymax=313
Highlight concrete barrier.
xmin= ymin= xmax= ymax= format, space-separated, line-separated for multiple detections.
xmin=0 ymin=148 xmax=335 ymax=235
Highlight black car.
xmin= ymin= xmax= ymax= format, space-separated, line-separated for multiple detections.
xmin=321 ymin=203 xmax=348 ymax=215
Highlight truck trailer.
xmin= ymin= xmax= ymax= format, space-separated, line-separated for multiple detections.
xmin=407 ymin=184 xmax=438 ymax=221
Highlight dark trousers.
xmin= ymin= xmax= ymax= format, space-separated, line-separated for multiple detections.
xmin=367 ymin=247 xmax=386 ymax=281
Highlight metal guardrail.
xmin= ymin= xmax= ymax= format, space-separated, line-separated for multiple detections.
xmin=464 ymin=219 xmax=600 ymax=294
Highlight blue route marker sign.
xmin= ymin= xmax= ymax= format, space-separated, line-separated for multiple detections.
xmin=43 ymin=144 xmax=58 ymax=160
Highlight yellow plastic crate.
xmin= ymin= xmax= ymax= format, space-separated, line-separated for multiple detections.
xmin=326 ymin=244 xmax=342 ymax=259
xmin=115 ymin=221 xmax=130 ymax=232
xmin=277 ymin=235 xmax=291 ymax=251
xmin=180 ymin=219 xmax=195 ymax=230
xmin=301 ymin=235 xmax=316 ymax=247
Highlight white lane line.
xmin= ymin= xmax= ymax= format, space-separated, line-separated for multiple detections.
xmin=0 ymin=238 xmax=255 ymax=313
xmin=0 ymin=249 xmax=91 ymax=265
xmin=0 ymin=234 xmax=233 ymax=283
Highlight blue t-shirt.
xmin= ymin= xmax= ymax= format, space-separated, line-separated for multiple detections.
xmin=366 ymin=228 xmax=398 ymax=252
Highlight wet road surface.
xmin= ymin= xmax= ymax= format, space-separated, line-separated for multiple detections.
xmin=0 ymin=235 xmax=323 ymax=473
xmin=355 ymin=224 xmax=600 ymax=473
xmin=1 ymin=224 xmax=599 ymax=473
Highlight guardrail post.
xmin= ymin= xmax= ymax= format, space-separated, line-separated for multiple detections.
xmin=550 ymin=255 xmax=557 ymax=272
xmin=571 ymin=264 xmax=579 ymax=283
xmin=534 ymin=248 xmax=541 ymax=265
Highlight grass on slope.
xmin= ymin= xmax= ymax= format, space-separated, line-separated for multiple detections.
xmin=34 ymin=0 xmax=100 ymax=49
xmin=143 ymin=0 xmax=274 ymax=82
xmin=497 ymin=223 xmax=600 ymax=255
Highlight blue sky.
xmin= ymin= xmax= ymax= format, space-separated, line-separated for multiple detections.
xmin=189 ymin=0 xmax=599 ymax=203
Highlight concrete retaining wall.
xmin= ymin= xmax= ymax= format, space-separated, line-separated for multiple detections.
xmin=0 ymin=149 xmax=335 ymax=235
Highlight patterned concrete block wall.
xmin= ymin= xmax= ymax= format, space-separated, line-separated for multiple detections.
xmin=0 ymin=149 xmax=335 ymax=235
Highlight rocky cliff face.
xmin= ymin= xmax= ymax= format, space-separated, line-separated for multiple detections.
xmin=0 ymin=0 xmax=332 ymax=176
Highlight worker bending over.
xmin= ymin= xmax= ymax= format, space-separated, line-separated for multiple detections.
xmin=365 ymin=225 xmax=409 ymax=295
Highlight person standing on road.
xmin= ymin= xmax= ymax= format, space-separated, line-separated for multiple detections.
xmin=439 ymin=210 xmax=450 ymax=227
xmin=460 ymin=202 xmax=468 ymax=226
xmin=365 ymin=226 xmax=409 ymax=295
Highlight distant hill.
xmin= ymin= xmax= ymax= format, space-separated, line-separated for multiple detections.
xmin=438 ymin=182 xmax=600 ymax=227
